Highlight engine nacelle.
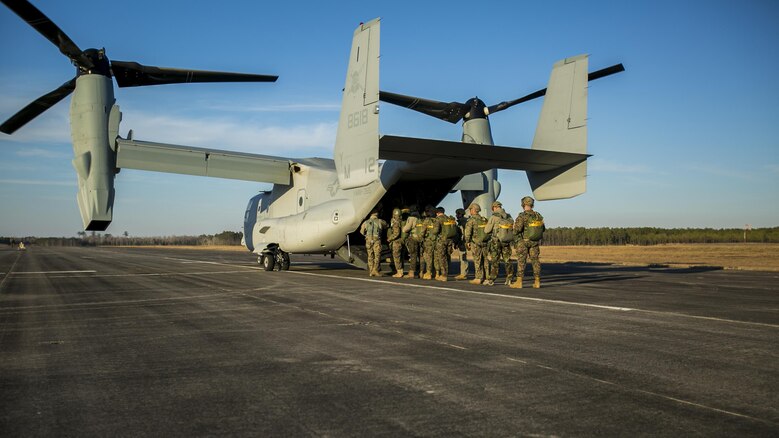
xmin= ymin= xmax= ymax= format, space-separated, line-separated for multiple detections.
xmin=70 ymin=75 xmax=119 ymax=231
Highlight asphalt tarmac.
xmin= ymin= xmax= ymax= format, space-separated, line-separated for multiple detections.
xmin=1 ymin=246 xmax=777 ymax=436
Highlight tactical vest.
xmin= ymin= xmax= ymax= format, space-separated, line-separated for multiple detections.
xmin=365 ymin=218 xmax=382 ymax=239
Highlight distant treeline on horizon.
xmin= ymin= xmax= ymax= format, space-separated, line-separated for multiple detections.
xmin=3 ymin=227 xmax=778 ymax=247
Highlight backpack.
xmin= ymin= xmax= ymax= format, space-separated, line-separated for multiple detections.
xmin=524 ymin=213 xmax=545 ymax=241
xmin=471 ymin=216 xmax=489 ymax=244
xmin=440 ymin=215 xmax=458 ymax=239
xmin=495 ymin=216 xmax=515 ymax=243
xmin=411 ymin=220 xmax=427 ymax=242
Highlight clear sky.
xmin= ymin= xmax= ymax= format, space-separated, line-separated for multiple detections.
xmin=1 ymin=0 xmax=777 ymax=237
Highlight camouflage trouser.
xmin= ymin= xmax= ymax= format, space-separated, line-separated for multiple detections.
xmin=434 ymin=239 xmax=451 ymax=276
xmin=457 ymin=241 xmax=468 ymax=276
xmin=390 ymin=239 xmax=404 ymax=273
xmin=487 ymin=240 xmax=515 ymax=282
xmin=366 ymin=238 xmax=382 ymax=273
xmin=516 ymin=240 xmax=541 ymax=279
xmin=423 ymin=239 xmax=437 ymax=275
xmin=469 ymin=243 xmax=486 ymax=281
xmin=405 ymin=238 xmax=420 ymax=275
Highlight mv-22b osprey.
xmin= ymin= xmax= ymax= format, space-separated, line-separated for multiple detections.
xmin=2 ymin=2 xmax=623 ymax=270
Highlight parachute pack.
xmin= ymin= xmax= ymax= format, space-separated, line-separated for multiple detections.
xmin=524 ymin=214 xmax=545 ymax=242
xmin=495 ymin=216 xmax=515 ymax=243
xmin=440 ymin=215 xmax=458 ymax=239
xmin=471 ymin=216 xmax=489 ymax=244
xmin=411 ymin=221 xmax=427 ymax=242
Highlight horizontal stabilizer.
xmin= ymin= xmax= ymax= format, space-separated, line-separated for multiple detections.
xmin=380 ymin=135 xmax=588 ymax=179
xmin=116 ymin=139 xmax=291 ymax=184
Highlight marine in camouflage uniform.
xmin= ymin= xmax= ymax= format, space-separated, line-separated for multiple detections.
xmin=402 ymin=207 xmax=421 ymax=278
xmin=421 ymin=206 xmax=441 ymax=280
xmin=454 ymin=208 xmax=469 ymax=280
xmin=511 ymin=196 xmax=545 ymax=288
xmin=359 ymin=211 xmax=387 ymax=276
xmin=464 ymin=203 xmax=487 ymax=285
xmin=434 ymin=207 xmax=453 ymax=281
xmin=387 ymin=208 xmax=405 ymax=278
xmin=483 ymin=201 xmax=515 ymax=286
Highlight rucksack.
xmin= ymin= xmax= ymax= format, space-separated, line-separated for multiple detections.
xmin=411 ymin=220 xmax=427 ymax=242
xmin=440 ymin=215 xmax=458 ymax=239
xmin=471 ymin=216 xmax=489 ymax=244
xmin=524 ymin=213 xmax=545 ymax=241
xmin=495 ymin=216 xmax=515 ymax=243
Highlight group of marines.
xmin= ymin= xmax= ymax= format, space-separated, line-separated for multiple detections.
xmin=359 ymin=196 xmax=545 ymax=288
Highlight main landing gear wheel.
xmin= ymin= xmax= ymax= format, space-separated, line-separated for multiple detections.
xmin=262 ymin=253 xmax=275 ymax=271
xmin=259 ymin=247 xmax=290 ymax=271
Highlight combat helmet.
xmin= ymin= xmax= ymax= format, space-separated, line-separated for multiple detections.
xmin=521 ymin=196 xmax=535 ymax=207
xmin=468 ymin=203 xmax=481 ymax=212
xmin=392 ymin=208 xmax=402 ymax=217
xmin=491 ymin=201 xmax=502 ymax=209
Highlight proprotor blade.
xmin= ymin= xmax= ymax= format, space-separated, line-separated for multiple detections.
xmin=0 ymin=76 xmax=76 ymax=134
xmin=1 ymin=0 xmax=94 ymax=69
xmin=487 ymin=63 xmax=626 ymax=115
xmin=111 ymin=61 xmax=278 ymax=88
xmin=379 ymin=91 xmax=468 ymax=124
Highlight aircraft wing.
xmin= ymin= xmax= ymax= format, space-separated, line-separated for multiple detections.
xmin=115 ymin=138 xmax=291 ymax=184
xmin=379 ymin=135 xmax=588 ymax=180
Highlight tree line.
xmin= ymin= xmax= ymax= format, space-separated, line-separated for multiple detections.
xmin=2 ymin=231 xmax=243 ymax=247
xmin=3 ymin=227 xmax=777 ymax=248
xmin=542 ymin=227 xmax=779 ymax=245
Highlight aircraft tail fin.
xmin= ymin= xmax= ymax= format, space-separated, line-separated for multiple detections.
xmin=333 ymin=19 xmax=381 ymax=189
xmin=528 ymin=54 xmax=589 ymax=200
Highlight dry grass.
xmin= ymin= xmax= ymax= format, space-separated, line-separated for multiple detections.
xmin=113 ymin=243 xmax=779 ymax=272
xmin=540 ymin=243 xmax=779 ymax=272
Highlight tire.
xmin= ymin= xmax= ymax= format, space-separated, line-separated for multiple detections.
xmin=263 ymin=252 xmax=275 ymax=271
xmin=280 ymin=252 xmax=291 ymax=271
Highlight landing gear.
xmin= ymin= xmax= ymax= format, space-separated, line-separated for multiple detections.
xmin=261 ymin=253 xmax=275 ymax=271
xmin=258 ymin=246 xmax=290 ymax=271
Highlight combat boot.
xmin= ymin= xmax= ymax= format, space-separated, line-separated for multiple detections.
xmin=404 ymin=272 xmax=416 ymax=279
xmin=392 ymin=270 xmax=404 ymax=278
xmin=373 ymin=270 xmax=382 ymax=277
xmin=454 ymin=274 xmax=467 ymax=280
xmin=503 ymin=277 xmax=512 ymax=286
xmin=469 ymin=278 xmax=482 ymax=285
xmin=437 ymin=275 xmax=448 ymax=282
xmin=422 ymin=272 xmax=432 ymax=280
xmin=483 ymin=279 xmax=494 ymax=286
xmin=510 ymin=278 xmax=523 ymax=289
xmin=533 ymin=276 xmax=541 ymax=288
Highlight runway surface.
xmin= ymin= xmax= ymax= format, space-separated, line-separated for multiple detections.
xmin=1 ymin=246 xmax=777 ymax=436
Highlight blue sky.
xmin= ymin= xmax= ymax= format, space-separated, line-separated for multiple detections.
xmin=1 ymin=0 xmax=777 ymax=237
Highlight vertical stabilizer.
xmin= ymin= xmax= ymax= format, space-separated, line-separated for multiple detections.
xmin=528 ymin=54 xmax=588 ymax=200
xmin=334 ymin=19 xmax=381 ymax=190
